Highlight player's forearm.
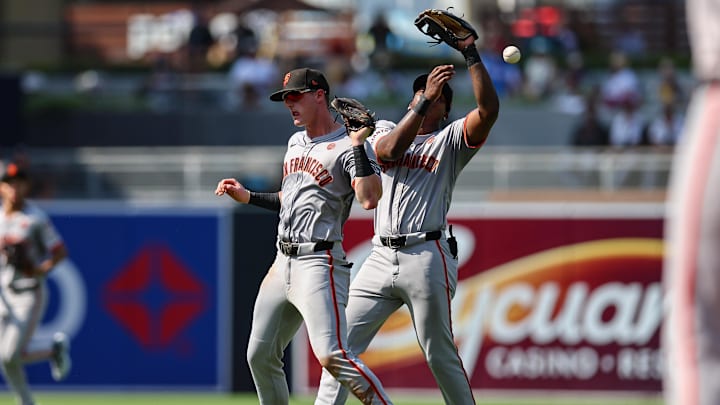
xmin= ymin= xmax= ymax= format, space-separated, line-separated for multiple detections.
xmin=353 ymin=175 xmax=382 ymax=210
xmin=247 ymin=191 xmax=281 ymax=212
xmin=470 ymin=62 xmax=500 ymax=120
xmin=375 ymin=112 xmax=424 ymax=161
xmin=38 ymin=245 xmax=67 ymax=275
xmin=352 ymin=144 xmax=381 ymax=208
xmin=466 ymin=59 xmax=500 ymax=146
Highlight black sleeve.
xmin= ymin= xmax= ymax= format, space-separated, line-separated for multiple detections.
xmin=248 ymin=191 xmax=281 ymax=212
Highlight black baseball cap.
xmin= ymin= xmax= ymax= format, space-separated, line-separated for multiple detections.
xmin=413 ymin=74 xmax=453 ymax=113
xmin=269 ymin=68 xmax=330 ymax=102
xmin=1 ymin=163 xmax=29 ymax=183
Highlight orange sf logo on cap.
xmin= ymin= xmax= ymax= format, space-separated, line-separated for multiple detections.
xmin=6 ymin=163 xmax=18 ymax=177
xmin=283 ymin=73 xmax=291 ymax=87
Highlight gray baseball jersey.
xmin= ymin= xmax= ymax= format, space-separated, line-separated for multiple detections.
xmin=663 ymin=1 xmax=720 ymax=403
xmin=247 ymin=126 xmax=392 ymax=405
xmin=369 ymin=119 xmax=479 ymax=236
xmin=277 ymin=126 xmax=379 ymax=243
xmin=0 ymin=203 xmax=64 ymax=405
xmin=316 ymin=118 xmax=480 ymax=404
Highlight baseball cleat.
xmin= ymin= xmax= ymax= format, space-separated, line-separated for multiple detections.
xmin=50 ymin=332 xmax=71 ymax=381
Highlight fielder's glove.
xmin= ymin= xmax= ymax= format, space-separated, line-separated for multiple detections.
xmin=330 ymin=97 xmax=376 ymax=132
xmin=3 ymin=242 xmax=34 ymax=275
xmin=414 ymin=8 xmax=478 ymax=51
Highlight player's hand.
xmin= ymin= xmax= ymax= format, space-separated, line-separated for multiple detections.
xmin=423 ymin=65 xmax=455 ymax=102
xmin=22 ymin=266 xmax=38 ymax=277
xmin=215 ymin=178 xmax=250 ymax=203
xmin=348 ymin=127 xmax=373 ymax=146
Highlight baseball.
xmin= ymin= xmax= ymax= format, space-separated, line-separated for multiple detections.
xmin=502 ymin=45 xmax=522 ymax=64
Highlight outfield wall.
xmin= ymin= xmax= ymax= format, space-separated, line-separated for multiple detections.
xmin=294 ymin=202 xmax=666 ymax=395
xmin=3 ymin=201 xmax=665 ymax=395
xmin=18 ymin=201 xmax=235 ymax=390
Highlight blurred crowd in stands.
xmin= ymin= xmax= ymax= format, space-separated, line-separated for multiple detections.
xmin=568 ymin=53 xmax=686 ymax=150
xmin=1 ymin=2 xmax=690 ymax=200
xmin=476 ymin=6 xmax=688 ymax=150
xmin=136 ymin=4 xmax=688 ymax=150
xmin=11 ymin=2 xmax=690 ymax=151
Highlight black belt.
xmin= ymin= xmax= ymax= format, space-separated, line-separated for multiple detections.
xmin=8 ymin=278 xmax=39 ymax=293
xmin=279 ymin=240 xmax=334 ymax=256
xmin=379 ymin=231 xmax=442 ymax=248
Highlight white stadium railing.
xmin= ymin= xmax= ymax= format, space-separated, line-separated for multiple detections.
xmin=21 ymin=146 xmax=674 ymax=202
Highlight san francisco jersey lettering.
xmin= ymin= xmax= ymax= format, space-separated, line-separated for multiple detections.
xmin=369 ymin=118 xmax=481 ymax=236
xmin=278 ymin=126 xmax=380 ymax=243
xmin=379 ymin=153 xmax=440 ymax=172
xmin=283 ymin=155 xmax=333 ymax=186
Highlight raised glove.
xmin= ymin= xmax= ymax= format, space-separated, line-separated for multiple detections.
xmin=330 ymin=97 xmax=376 ymax=132
xmin=414 ymin=8 xmax=478 ymax=51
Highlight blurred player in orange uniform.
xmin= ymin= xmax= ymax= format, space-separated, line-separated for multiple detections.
xmin=662 ymin=0 xmax=720 ymax=404
xmin=0 ymin=163 xmax=71 ymax=405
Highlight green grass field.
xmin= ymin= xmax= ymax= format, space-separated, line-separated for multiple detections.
xmin=0 ymin=392 xmax=664 ymax=405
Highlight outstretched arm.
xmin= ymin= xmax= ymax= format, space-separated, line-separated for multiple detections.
xmin=459 ymin=37 xmax=500 ymax=147
xmin=413 ymin=9 xmax=500 ymax=147
xmin=215 ymin=178 xmax=281 ymax=211
xmin=375 ymin=65 xmax=455 ymax=161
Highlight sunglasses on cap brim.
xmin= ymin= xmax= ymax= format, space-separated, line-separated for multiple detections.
xmin=283 ymin=88 xmax=318 ymax=102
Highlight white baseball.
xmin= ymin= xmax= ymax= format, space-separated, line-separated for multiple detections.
xmin=502 ymin=45 xmax=522 ymax=64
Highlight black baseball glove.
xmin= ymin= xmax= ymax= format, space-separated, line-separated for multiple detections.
xmin=330 ymin=97 xmax=376 ymax=132
xmin=414 ymin=8 xmax=478 ymax=50
xmin=3 ymin=242 xmax=34 ymax=275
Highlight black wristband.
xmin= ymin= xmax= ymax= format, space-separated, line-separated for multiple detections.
xmin=248 ymin=191 xmax=281 ymax=212
xmin=412 ymin=94 xmax=431 ymax=116
xmin=353 ymin=145 xmax=375 ymax=178
xmin=461 ymin=43 xmax=481 ymax=68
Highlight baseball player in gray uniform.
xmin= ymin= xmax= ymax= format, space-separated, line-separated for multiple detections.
xmin=0 ymin=163 xmax=71 ymax=405
xmin=316 ymin=32 xmax=499 ymax=405
xmin=215 ymin=68 xmax=393 ymax=405
xmin=663 ymin=0 xmax=720 ymax=404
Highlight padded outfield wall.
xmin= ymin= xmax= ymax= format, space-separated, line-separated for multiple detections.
xmin=6 ymin=201 xmax=664 ymax=395
xmin=294 ymin=202 xmax=665 ymax=395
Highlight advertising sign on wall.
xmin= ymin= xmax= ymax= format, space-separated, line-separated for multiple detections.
xmin=295 ymin=203 xmax=665 ymax=394
xmin=20 ymin=203 xmax=232 ymax=389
